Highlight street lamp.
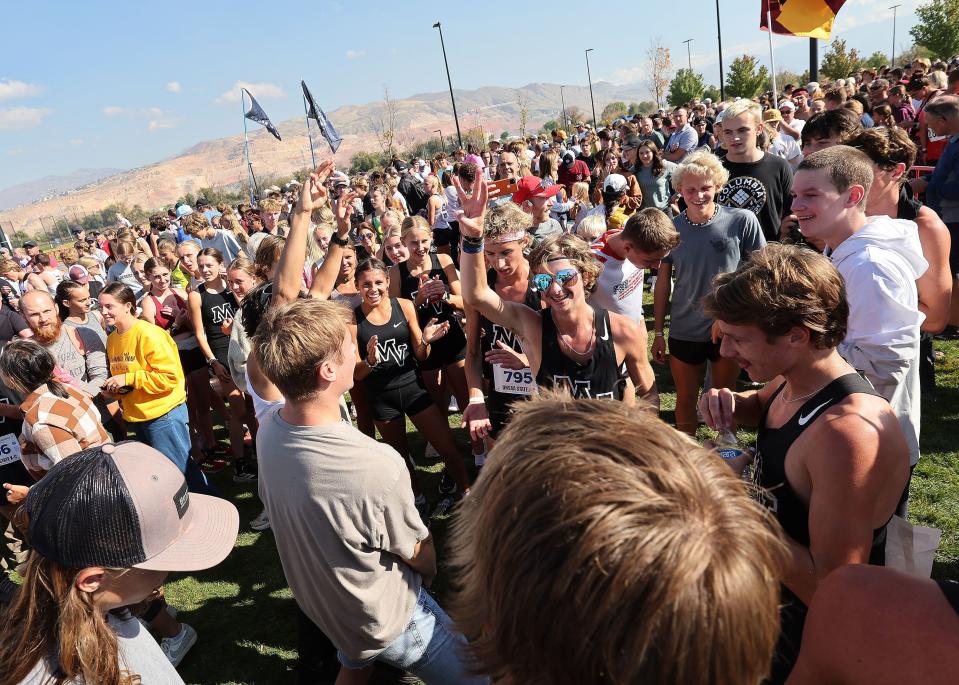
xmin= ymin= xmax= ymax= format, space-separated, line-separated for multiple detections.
xmin=434 ymin=129 xmax=443 ymax=151
xmin=585 ymin=48 xmax=597 ymax=126
xmin=890 ymin=4 xmax=901 ymax=67
xmin=683 ymin=39 xmax=693 ymax=70
xmin=433 ymin=21 xmax=463 ymax=148
xmin=559 ymin=85 xmax=569 ymax=134
xmin=715 ymin=0 xmax=725 ymax=101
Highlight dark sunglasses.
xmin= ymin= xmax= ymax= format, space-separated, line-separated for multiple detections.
xmin=531 ymin=269 xmax=578 ymax=292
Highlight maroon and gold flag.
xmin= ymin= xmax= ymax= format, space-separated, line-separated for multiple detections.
xmin=760 ymin=0 xmax=847 ymax=40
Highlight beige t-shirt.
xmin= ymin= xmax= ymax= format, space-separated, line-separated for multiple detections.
xmin=256 ymin=407 xmax=427 ymax=661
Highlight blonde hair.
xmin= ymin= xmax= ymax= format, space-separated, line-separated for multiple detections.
xmin=258 ymin=198 xmax=283 ymax=213
xmin=400 ymin=215 xmax=431 ymax=242
xmin=227 ymin=255 xmax=258 ymax=280
xmin=450 ymin=392 xmax=788 ymax=685
xmin=113 ymin=240 xmax=136 ymax=258
xmin=77 ymin=256 xmax=99 ymax=271
xmin=721 ymin=98 xmax=763 ymax=127
xmin=483 ymin=202 xmax=531 ymax=243
xmin=571 ymin=181 xmax=590 ymax=205
xmin=219 ymin=209 xmax=248 ymax=246
xmin=254 ymin=299 xmax=352 ymax=402
xmin=671 ymin=148 xmax=730 ymax=191
xmin=528 ymin=234 xmax=602 ymax=292
xmin=58 ymin=248 xmax=79 ymax=266
xmin=575 ymin=214 xmax=607 ymax=242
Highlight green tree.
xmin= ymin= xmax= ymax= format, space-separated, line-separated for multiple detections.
xmin=895 ymin=43 xmax=933 ymax=68
xmin=349 ymin=150 xmax=389 ymax=174
xmin=703 ymin=85 xmax=721 ymax=102
xmin=542 ymin=119 xmax=560 ymax=132
xmin=499 ymin=131 xmax=509 ymax=141
xmin=600 ymin=101 xmax=628 ymax=123
xmin=910 ymin=0 xmax=959 ymax=59
xmin=821 ymin=39 xmax=863 ymax=79
xmin=667 ymin=68 xmax=706 ymax=107
xmin=725 ymin=55 xmax=769 ymax=99
xmin=863 ymin=51 xmax=889 ymax=70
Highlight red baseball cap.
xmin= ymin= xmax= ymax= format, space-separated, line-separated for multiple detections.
xmin=511 ymin=175 xmax=565 ymax=205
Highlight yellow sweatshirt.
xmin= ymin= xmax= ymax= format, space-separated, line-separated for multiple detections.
xmin=107 ymin=320 xmax=186 ymax=422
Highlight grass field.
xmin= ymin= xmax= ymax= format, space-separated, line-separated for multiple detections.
xmin=167 ymin=337 xmax=959 ymax=685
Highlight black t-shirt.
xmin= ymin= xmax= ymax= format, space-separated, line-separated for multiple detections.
xmin=0 ymin=306 xmax=27 ymax=345
xmin=718 ymin=152 xmax=793 ymax=242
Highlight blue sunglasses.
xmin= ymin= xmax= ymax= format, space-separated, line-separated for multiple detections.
xmin=531 ymin=269 xmax=578 ymax=292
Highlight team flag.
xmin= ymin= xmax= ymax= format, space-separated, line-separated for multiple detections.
xmin=760 ymin=0 xmax=847 ymax=40
xmin=243 ymin=89 xmax=282 ymax=141
xmin=301 ymin=80 xmax=342 ymax=154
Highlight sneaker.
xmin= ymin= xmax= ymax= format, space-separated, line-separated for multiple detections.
xmin=160 ymin=623 xmax=197 ymax=667
xmin=473 ymin=452 xmax=487 ymax=468
xmin=448 ymin=396 xmax=459 ymax=413
xmin=198 ymin=449 xmax=227 ymax=473
xmin=438 ymin=470 xmax=457 ymax=495
xmin=414 ymin=494 xmax=430 ymax=522
xmin=233 ymin=463 xmax=258 ymax=484
xmin=250 ymin=509 xmax=271 ymax=531
xmin=431 ymin=493 xmax=461 ymax=519
xmin=423 ymin=442 xmax=440 ymax=460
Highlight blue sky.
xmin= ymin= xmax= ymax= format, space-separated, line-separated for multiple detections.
xmin=0 ymin=0 xmax=924 ymax=189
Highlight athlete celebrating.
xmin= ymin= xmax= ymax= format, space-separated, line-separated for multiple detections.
xmin=698 ymin=243 xmax=909 ymax=683
xmin=462 ymin=202 xmax=540 ymax=455
xmin=457 ymin=176 xmax=655 ymax=403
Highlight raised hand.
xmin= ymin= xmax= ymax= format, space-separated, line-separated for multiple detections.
xmin=297 ymin=160 xmax=335 ymax=213
xmin=452 ymin=175 xmax=488 ymax=238
xmin=423 ymin=318 xmax=450 ymax=344
xmin=366 ymin=334 xmax=379 ymax=366
xmin=334 ymin=190 xmax=359 ymax=233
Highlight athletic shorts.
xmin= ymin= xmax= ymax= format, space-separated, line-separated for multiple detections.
xmin=419 ymin=341 xmax=466 ymax=372
xmin=178 ymin=346 xmax=206 ymax=374
xmin=432 ymin=227 xmax=454 ymax=247
xmin=947 ymin=223 xmax=959 ymax=277
xmin=369 ymin=379 xmax=434 ymax=422
xmin=668 ymin=336 xmax=721 ymax=366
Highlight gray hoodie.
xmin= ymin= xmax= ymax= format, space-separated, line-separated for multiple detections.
xmin=827 ymin=215 xmax=927 ymax=465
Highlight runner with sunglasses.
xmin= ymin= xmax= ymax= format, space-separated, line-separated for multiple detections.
xmin=457 ymin=177 xmax=655 ymax=403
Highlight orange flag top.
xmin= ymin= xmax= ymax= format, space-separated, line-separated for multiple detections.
xmin=760 ymin=0 xmax=848 ymax=40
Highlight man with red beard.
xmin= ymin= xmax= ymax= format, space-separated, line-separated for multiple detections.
xmin=18 ymin=291 xmax=107 ymax=398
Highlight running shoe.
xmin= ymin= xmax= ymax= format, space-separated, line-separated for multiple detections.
xmin=431 ymin=493 xmax=461 ymax=520
xmin=250 ymin=509 xmax=271 ymax=531
xmin=233 ymin=466 xmax=258 ymax=484
xmin=448 ymin=396 xmax=460 ymax=413
xmin=438 ymin=470 xmax=457 ymax=495
xmin=414 ymin=494 xmax=430 ymax=523
xmin=160 ymin=623 xmax=197 ymax=667
xmin=198 ymin=450 xmax=227 ymax=473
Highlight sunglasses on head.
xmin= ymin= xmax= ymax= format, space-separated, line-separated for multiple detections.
xmin=530 ymin=269 xmax=578 ymax=292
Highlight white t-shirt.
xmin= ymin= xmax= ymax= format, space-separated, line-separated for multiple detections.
xmin=769 ymin=133 xmax=803 ymax=167
xmin=589 ymin=230 xmax=646 ymax=323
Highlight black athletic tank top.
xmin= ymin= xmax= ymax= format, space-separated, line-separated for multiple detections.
xmin=198 ymin=285 xmax=237 ymax=360
xmin=354 ymin=298 xmax=417 ymax=391
xmin=897 ymin=184 xmax=922 ymax=221
xmin=397 ymin=255 xmax=466 ymax=366
xmin=754 ymin=373 xmax=888 ymax=563
xmin=536 ymin=307 xmax=627 ymax=400
xmin=481 ymin=269 xmax=541 ymax=406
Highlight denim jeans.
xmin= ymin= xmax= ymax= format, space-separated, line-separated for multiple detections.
xmin=338 ymin=587 xmax=487 ymax=684
xmin=131 ymin=403 xmax=212 ymax=495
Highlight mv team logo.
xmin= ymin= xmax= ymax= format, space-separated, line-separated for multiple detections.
xmin=209 ymin=303 xmax=233 ymax=325
xmin=549 ymin=376 xmax=613 ymax=400
xmin=489 ymin=324 xmax=521 ymax=351
xmin=377 ymin=338 xmax=409 ymax=366
xmin=717 ymin=176 xmax=767 ymax=215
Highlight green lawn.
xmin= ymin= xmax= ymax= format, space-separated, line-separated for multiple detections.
xmin=167 ymin=337 xmax=959 ymax=684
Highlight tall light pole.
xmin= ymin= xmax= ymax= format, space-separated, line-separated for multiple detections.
xmin=434 ymin=129 xmax=443 ymax=150
xmin=585 ymin=48 xmax=597 ymax=126
xmin=890 ymin=4 xmax=901 ymax=67
xmin=683 ymin=39 xmax=694 ymax=71
xmin=715 ymin=0 xmax=725 ymax=101
xmin=433 ymin=21 xmax=462 ymax=148
xmin=559 ymin=85 xmax=569 ymax=134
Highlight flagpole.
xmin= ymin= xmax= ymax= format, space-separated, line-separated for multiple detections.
xmin=302 ymin=92 xmax=317 ymax=168
xmin=766 ymin=7 xmax=779 ymax=107
xmin=241 ymin=89 xmax=257 ymax=205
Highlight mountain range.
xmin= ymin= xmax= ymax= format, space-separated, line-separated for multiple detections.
xmin=0 ymin=80 xmax=651 ymax=235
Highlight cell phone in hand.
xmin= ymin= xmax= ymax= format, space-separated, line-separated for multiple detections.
xmin=487 ymin=178 xmax=518 ymax=200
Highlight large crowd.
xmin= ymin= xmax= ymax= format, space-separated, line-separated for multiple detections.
xmin=0 ymin=55 xmax=959 ymax=684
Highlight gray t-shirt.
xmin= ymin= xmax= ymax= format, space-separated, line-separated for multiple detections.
xmin=47 ymin=326 xmax=108 ymax=397
xmin=530 ymin=217 xmax=563 ymax=246
xmin=20 ymin=610 xmax=184 ymax=684
xmin=664 ymin=205 xmax=766 ymax=341
xmin=200 ymin=229 xmax=243 ymax=264
xmin=256 ymin=409 xmax=428 ymax=661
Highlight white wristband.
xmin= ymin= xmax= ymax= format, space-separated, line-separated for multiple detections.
xmin=468 ymin=396 xmax=486 ymax=405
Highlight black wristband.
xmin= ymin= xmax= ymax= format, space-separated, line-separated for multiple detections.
xmin=330 ymin=233 xmax=349 ymax=247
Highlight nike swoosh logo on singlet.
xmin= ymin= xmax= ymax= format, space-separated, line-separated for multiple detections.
xmin=600 ymin=320 xmax=609 ymax=341
xmin=797 ymin=400 xmax=833 ymax=426
xmin=393 ymin=321 xmax=402 ymax=328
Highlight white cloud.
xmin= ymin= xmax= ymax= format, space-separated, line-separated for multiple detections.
xmin=103 ymin=105 xmax=126 ymax=117
xmin=0 ymin=79 xmax=43 ymax=101
xmin=346 ymin=49 xmax=366 ymax=60
xmin=166 ymin=81 xmax=182 ymax=93
xmin=147 ymin=117 xmax=178 ymax=132
xmin=216 ymin=81 xmax=286 ymax=104
xmin=69 ymin=138 xmax=83 ymax=145
xmin=103 ymin=106 xmax=163 ymax=117
xmin=0 ymin=106 xmax=52 ymax=131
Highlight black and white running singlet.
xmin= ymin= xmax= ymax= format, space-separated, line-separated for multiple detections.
xmin=397 ymin=254 xmax=466 ymax=370
xmin=535 ymin=307 xmax=627 ymax=400
xmin=354 ymin=298 xmax=418 ymax=391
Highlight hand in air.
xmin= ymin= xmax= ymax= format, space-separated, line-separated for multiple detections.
xmin=484 ymin=340 xmax=528 ymax=370
xmin=334 ymin=190 xmax=359 ymax=233
xmin=297 ymin=161 xmax=335 ymax=213
xmin=451 ymin=175 xmax=489 ymax=238
xmin=422 ymin=318 xmax=450 ymax=344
